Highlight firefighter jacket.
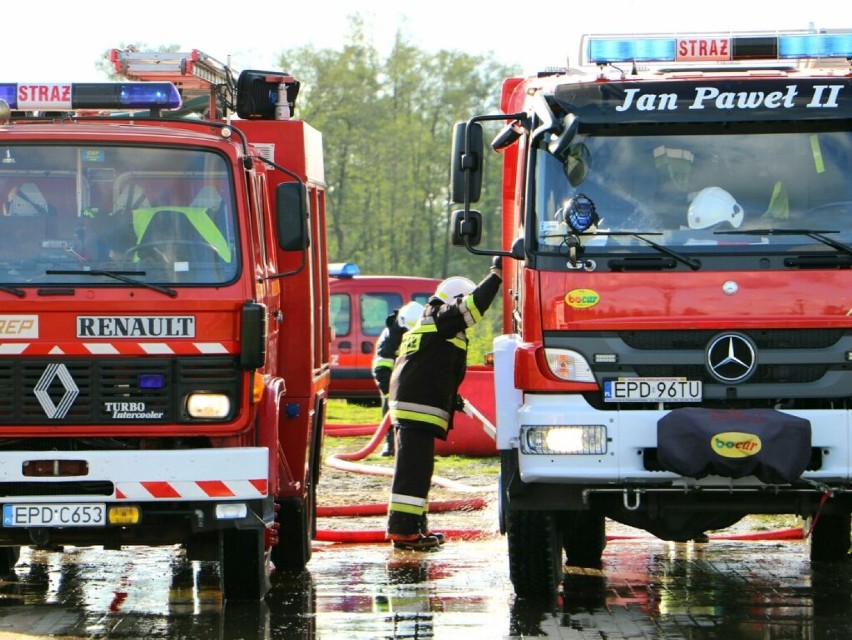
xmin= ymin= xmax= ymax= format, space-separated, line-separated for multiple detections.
xmin=388 ymin=272 xmax=501 ymax=439
xmin=372 ymin=311 xmax=406 ymax=396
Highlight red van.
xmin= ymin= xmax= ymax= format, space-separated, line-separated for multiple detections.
xmin=329 ymin=263 xmax=440 ymax=401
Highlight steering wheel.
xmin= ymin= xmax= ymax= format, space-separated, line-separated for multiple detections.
xmin=805 ymin=201 xmax=852 ymax=222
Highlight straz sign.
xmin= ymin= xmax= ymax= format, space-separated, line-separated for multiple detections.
xmin=77 ymin=316 xmax=196 ymax=338
xmin=16 ymin=84 xmax=72 ymax=110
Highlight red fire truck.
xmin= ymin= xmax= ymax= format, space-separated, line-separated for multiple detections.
xmin=450 ymin=29 xmax=852 ymax=597
xmin=0 ymin=49 xmax=330 ymax=599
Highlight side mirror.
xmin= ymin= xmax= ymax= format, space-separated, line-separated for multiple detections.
xmin=276 ymin=181 xmax=310 ymax=251
xmin=450 ymin=209 xmax=482 ymax=247
xmin=450 ymin=121 xmax=483 ymax=204
xmin=548 ymin=113 xmax=579 ymax=160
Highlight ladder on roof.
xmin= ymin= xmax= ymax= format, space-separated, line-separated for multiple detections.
xmin=109 ymin=48 xmax=233 ymax=116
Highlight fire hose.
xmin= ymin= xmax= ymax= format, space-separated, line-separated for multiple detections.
xmin=316 ymin=404 xmax=497 ymax=544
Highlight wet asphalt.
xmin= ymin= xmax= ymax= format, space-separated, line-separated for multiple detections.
xmin=0 ymin=528 xmax=850 ymax=639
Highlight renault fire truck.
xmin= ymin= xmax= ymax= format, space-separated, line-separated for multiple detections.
xmin=0 ymin=49 xmax=330 ymax=599
xmin=450 ymin=29 xmax=852 ymax=597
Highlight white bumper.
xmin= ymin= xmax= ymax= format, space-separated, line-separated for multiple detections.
xmin=0 ymin=448 xmax=269 ymax=503
xmin=492 ymin=334 xmax=851 ymax=487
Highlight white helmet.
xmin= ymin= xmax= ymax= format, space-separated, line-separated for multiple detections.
xmin=397 ymin=301 xmax=424 ymax=329
xmin=434 ymin=276 xmax=476 ymax=302
xmin=687 ymin=187 xmax=744 ymax=230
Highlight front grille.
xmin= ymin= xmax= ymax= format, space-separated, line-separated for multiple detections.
xmin=636 ymin=364 xmax=828 ymax=384
xmin=620 ymin=329 xmax=844 ymax=351
xmin=0 ymin=357 xmax=240 ymax=426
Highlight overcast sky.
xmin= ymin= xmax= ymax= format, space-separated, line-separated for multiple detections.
xmin=2 ymin=1 xmax=844 ymax=81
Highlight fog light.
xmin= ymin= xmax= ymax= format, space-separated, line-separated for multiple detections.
xmin=521 ymin=425 xmax=607 ymax=455
xmin=216 ymin=503 xmax=248 ymax=520
xmin=187 ymin=393 xmax=231 ymax=418
xmin=108 ymin=506 xmax=140 ymax=525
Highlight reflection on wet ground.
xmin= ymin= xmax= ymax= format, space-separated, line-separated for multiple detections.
xmin=0 ymin=535 xmax=851 ymax=638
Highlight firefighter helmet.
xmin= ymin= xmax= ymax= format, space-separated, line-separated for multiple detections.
xmin=434 ymin=276 xmax=476 ymax=302
xmin=687 ymin=187 xmax=744 ymax=230
xmin=397 ymin=301 xmax=424 ymax=329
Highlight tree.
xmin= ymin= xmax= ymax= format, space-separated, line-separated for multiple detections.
xmin=278 ymin=14 xmax=518 ymax=283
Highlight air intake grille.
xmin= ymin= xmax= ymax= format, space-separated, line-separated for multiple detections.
xmin=0 ymin=357 xmax=240 ymax=425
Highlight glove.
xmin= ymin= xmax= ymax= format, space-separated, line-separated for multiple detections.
xmin=490 ymin=255 xmax=502 ymax=278
xmin=453 ymin=394 xmax=466 ymax=412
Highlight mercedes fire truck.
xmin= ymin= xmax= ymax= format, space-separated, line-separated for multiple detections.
xmin=450 ymin=29 xmax=852 ymax=597
xmin=0 ymin=49 xmax=330 ymax=599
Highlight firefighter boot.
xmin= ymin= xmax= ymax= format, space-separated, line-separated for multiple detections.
xmin=389 ymin=533 xmax=442 ymax=551
xmin=420 ymin=514 xmax=445 ymax=544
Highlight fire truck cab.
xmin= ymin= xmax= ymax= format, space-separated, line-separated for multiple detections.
xmin=450 ymin=29 xmax=852 ymax=597
xmin=0 ymin=50 xmax=330 ymax=600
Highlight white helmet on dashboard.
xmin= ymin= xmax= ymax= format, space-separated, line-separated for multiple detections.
xmin=397 ymin=301 xmax=424 ymax=329
xmin=434 ymin=276 xmax=476 ymax=302
xmin=687 ymin=186 xmax=744 ymax=230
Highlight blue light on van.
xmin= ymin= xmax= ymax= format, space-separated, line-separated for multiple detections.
xmin=329 ymin=262 xmax=361 ymax=278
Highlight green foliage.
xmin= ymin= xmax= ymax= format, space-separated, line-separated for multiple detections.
xmin=277 ymin=14 xmax=519 ymax=283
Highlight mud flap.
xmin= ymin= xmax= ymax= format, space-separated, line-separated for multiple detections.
xmin=657 ymin=408 xmax=811 ymax=483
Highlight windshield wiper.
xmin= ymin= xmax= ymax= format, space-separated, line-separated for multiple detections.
xmin=0 ymin=284 xmax=26 ymax=297
xmin=46 ymin=270 xmax=177 ymax=298
xmin=723 ymin=228 xmax=852 ymax=257
xmin=595 ymin=231 xmax=702 ymax=271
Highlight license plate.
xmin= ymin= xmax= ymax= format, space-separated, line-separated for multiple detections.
xmin=604 ymin=377 xmax=702 ymax=403
xmin=3 ymin=503 xmax=106 ymax=527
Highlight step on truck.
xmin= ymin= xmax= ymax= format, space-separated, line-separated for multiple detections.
xmin=0 ymin=48 xmax=330 ymax=599
xmin=449 ymin=29 xmax=852 ymax=597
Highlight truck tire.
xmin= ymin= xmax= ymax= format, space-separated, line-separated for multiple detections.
xmin=0 ymin=546 xmax=20 ymax=577
xmin=810 ymin=512 xmax=851 ymax=562
xmin=506 ymin=509 xmax=563 ymax=599
xmin=272 ymin=488 xmax=315 ymax=571
xmin=562 ymin=511 xmax=606 ymax=568
xmin=220 ymin=527 xmax=271 ymax=600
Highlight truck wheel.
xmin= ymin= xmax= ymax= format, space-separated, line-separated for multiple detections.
xmin=506 ymin=510 xmax=563 ymax=599
xmin=220 ymin=527 xmax=271 ymax=600
xmin=562 ymin=512 xmax=606 ymax=568
xmin=272 ymin=487 xmax=315 ymax=571
xmin=0 ymin=546 xmax=20 ymax=577
xmin=810 ymin=512 xmax=851 ymax=562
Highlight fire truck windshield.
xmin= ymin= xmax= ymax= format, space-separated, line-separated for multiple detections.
xmin=0 ymin=144 xmax=238 ymax=286
xmin=534 ymin=126 xmax=852 ymax=262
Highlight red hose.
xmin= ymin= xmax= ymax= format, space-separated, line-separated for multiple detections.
xmin=324 ymin=423 xmax=379 ymax=437
xmin=318 ymin=497 xmax=487 ymax=518
xmin=316 ymin=412 xmax=494 ymax=544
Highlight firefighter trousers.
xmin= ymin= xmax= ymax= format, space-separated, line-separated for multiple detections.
xmin=386 ymin=423 xmax=435 ymax=537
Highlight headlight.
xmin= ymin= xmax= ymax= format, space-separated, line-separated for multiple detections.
xmin=544 ymin=348 xmax=595 ymax=382
xmin=186 ymin=393 xmax=231 ymax=418
xmin=521 ymin=425 xmax=607 ymax=455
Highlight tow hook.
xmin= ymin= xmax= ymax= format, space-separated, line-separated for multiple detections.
xmin=623 ymin=488 xmax=643 ymax=511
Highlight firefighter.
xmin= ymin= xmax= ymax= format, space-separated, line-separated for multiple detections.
xmin=386 ymin=257 xmax=502 ymax=550
xmin=372 ymin=300 xmax=424 ymax=456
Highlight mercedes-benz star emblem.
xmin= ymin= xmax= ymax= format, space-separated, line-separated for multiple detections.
xmin=706 ymin=333 xmax=757 ymax=384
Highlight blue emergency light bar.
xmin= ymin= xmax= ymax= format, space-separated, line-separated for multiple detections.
xmin=584 ymin=29 xmax=852 ymax=65
xmin=0 ymin=82 xmax=182 ymax=111
xmin=329 ymin=262 xmax=361 ymax=278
